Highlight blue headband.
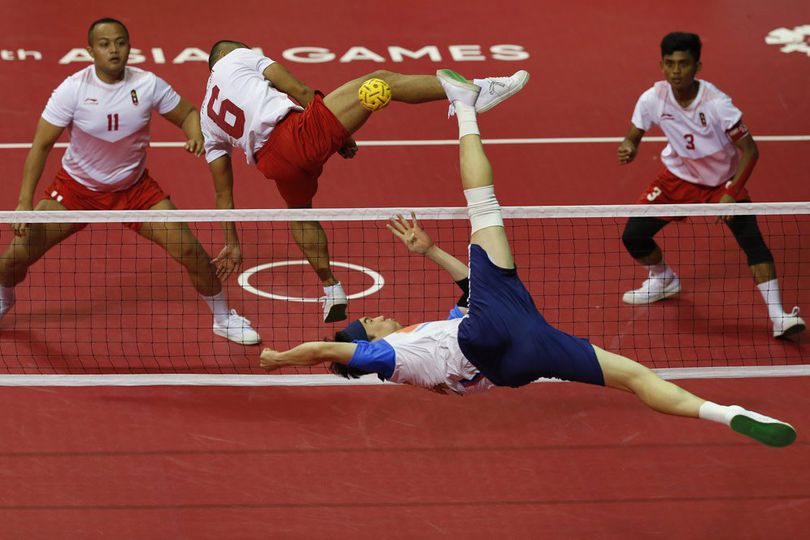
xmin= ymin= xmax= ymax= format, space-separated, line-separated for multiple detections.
xmin=342 ymin=319 xmax=369 ymax=342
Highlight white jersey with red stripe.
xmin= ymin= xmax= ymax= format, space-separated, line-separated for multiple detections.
xmin=201 ymin=48 xmax=303 ymax=165
xmin=631 ymin=80 xmax=749 ymax=187
xmin=41 ymin=65 xmax=180 ymax=192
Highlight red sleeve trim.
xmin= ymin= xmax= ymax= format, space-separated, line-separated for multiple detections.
xmin=726 ymin=120 xmax=750 ymax=143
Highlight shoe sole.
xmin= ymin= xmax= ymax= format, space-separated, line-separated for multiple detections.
xmin=324 ymin=302 xmax=348 ymax=323
xmin=436 ymin=69 xmax=480 ymax=93
xmin=213 ymin=327 xmax=261 ymax=345
xmin=477 ymin=70 xmax=530 ymax=113
xmin=774 ymin=322 xmax=806 ymax=339
xmin=730 ymin=414 xmax=797 ymax=447
xmin=622 ymin=282 xmax=681 ymax=305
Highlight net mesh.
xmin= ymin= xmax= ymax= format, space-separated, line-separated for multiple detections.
xmin=0 ymin=204 xmax=807 ymax=375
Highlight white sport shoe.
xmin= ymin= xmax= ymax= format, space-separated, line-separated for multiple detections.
xmin=773 ymin=306 xmax=806 ymax=339
xmin=213 ymin=309 xmax=261 ymax=345
xmin=322 ymin=283 xmax=348 ymax=323
xmin=448 ymin=70 xmax=530 ymax=115
xmin=728 ymin=405 xmax=797 ymax=447
xmin=622 ymin=273 xmax=681 ymax=305
xmin=436 ymin=69 xmax=481 ymax=107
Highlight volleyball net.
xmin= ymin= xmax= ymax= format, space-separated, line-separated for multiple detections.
xmin=0 ymin=203 xmax=808 ymax=381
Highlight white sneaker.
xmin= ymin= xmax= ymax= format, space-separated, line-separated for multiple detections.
xmin=0 ymin=288 xmax=15 ymax=320
xmin=448 ymin=70 xmax=530 ymax=115
xmin=728 ymin=405 xmax=797 ymax=447
xmin=322 ymin=283 xmax=348 ymax=323
xmin=213 ymin=309 xmax=261 ymax=345
xmin=622 ymin=273 xmax=681 ymax=305
xmin=436 ymin=69 xmax=480 ymax=107
xmin=773 ymin=306 xmax=806 ymax=339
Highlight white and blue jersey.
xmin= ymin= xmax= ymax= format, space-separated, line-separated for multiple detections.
xmin=348 ymin=244 xmax=605 ymax=393
xmin=348 ymin=314 xmax=495 ymax=396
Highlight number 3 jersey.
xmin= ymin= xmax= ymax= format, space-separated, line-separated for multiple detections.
xmin=41 ymin=65 xmax=180 ymax=192
xmin=631 ymin=80 xmax=748 ymax=187
xmin=201 ymin=48 xmax=302 ymax=166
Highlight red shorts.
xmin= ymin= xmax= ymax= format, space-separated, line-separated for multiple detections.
xmin=45 ymin=168 xmax=169 ymax=231
xmin=636 ymin=166 xmax=751 ymax=220
xmin=254 ymin=92 xmax=350 ymax=207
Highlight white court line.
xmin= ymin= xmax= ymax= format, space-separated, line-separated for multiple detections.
xmin=0 ymin=365 xmax=807 ymax=386
xmin=0 ymin=135 xmax=809 ymax=150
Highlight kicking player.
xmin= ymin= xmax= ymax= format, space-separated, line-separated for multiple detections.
xmin=202 ymin=40 xmax=529 ymax=323
xmin=618 ymin=32 xmax=804 ymax=339
xmin=259 ymin=70 xmax=796 ymax=448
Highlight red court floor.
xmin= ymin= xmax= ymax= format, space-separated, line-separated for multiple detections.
xmin=1 ymin=0 xmax=809 ymax=538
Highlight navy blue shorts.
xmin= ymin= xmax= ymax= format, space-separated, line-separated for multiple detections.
xmin=458 ymin=244 xmax=605 ymax=388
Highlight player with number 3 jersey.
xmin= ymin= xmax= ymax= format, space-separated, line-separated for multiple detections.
xmin=617 ymin=32 xmax=804 ymax=339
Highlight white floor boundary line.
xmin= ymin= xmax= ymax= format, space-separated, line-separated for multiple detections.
xmin=0 ymin=136 xmax=808 ymax=150
xmin=0 ymin=365 xmax=807 ymax=387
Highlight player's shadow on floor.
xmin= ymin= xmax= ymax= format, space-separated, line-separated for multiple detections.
xmin=0 ymin=326 xmax=82 ymax=370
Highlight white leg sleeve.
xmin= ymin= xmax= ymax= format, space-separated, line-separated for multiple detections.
xmin=464 ymin=185 xmax=503 ymax=234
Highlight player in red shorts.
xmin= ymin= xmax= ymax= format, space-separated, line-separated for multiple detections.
xmin=0 ymin=18 xmax=260 ymax=345
xmin=202 ymin=40 xmax=529 ymax=323
xmin=618 ymin=32 xmax=804 ymax=339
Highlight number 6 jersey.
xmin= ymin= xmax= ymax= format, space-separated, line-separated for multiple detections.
xmin=200 ymin=48 xmax=302 ymax=166
xmin=42 ymin=65 xmax=180 ymax=192
xmin=630 ymin=80 xmax=749 ymax=187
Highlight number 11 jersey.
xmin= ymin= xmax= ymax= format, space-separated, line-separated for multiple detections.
xmin=42 ymin=65 xmax=180 ymax=192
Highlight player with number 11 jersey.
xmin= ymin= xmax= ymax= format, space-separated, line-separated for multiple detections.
xmin=0 ymin=18 xmax=261 ymax=346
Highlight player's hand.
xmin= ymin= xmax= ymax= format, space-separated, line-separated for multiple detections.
xmin=338 ymin=138 xmax=358 ymax=159
xmin=260 ymin=348 xmax=283 ymax=371
xmin=387 ymin=212 xmax=435 ymax=255
xmin=11 ymin=201 xmax=34 ymax=237
xmin=212 ymin=244 xmax=243 ymax=279
xmin=715 ymin=193 xmax=736 ymax=223
xmin=184 ymin=136 xmax=204 ymax=157
xmin=617 ymin=139 xmax=637 ymax=165
xmin=184 ymin=139 xmax=204 ymax=156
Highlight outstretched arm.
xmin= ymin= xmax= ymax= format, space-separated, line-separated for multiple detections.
xmin=162 ymin=97 xmax=204 ymax=156
xmin=14 ymin=118 xmax=64 ymax=236
xmin=723 ymin=133 xmax=759 ymax=201
xmin=208 ymin=155 xmax=242 ymax=279
xmin=715 ymin=132 xmax=759 ymax=222
xmin=387 ymin=213 xmax=469 ymax=281
xmin=617 ymin=124 xmax=645 ymax=165
xmin=260 ymin=342 xmax=357 ymax=371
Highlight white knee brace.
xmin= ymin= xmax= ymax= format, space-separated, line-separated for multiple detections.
xmin=464 ymin=185 xmax=503 ymax=234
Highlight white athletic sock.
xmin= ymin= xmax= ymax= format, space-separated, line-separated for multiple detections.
xmin=454 ymin=101 xmax=479 ymax=139
xmin=698 ymin=401 xmax=738 ymax=426
xmin=645 ymin=261 xmax=674 ymax=279
xmin=202 ymin=290 xmax=230 ymax=326
xmin=323 ymin=282 xmax=344 ymax=297
xmin=757 ymin=279 xmax=786 ymax=322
